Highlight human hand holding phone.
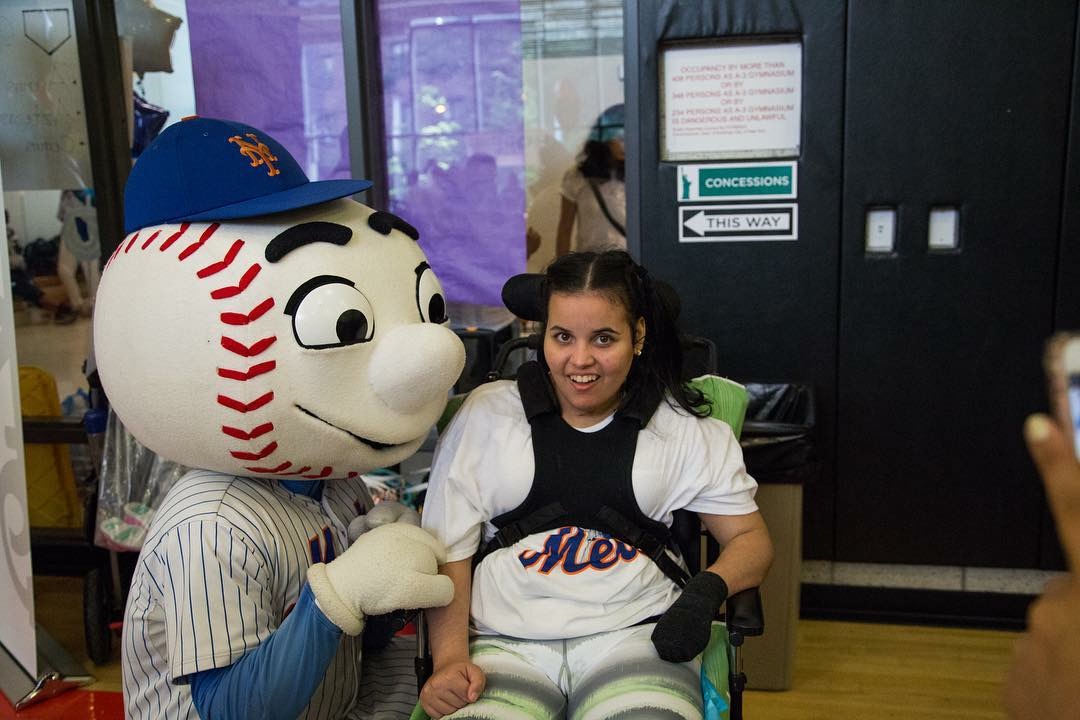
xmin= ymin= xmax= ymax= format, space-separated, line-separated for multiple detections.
xmin=1044 ymin=333 xmax=1080 ymax=459
xmin=1002 ymin=411 xmax=1080 ymax=719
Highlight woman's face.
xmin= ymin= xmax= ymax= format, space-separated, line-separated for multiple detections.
xmin=543 ymin=291 xmax=644 ymax=428
xmin=608 ymin=137 xmax=625 ymax=162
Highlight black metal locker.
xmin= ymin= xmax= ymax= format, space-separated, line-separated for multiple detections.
xmin=626 ymin=0 xmax=1077 ymax=576
xmin=836 ymin=0 xmax=1074 ymax=567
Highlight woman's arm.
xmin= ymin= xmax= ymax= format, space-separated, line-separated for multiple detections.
xmin=420 ymin=558 xmax=485 ymax=718
xmin=555 ymin=196 xmax=576 ymax=257
xmin=698 ymin=510 xmax=774 ymax=593
xmin=650 ymin=511 xmax=773 ymax=662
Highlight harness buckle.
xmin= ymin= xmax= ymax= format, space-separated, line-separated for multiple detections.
xmin=635 ymin=534 xmax=666 ymax=558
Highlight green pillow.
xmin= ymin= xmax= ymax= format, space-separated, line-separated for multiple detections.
xmin=688 ymin=375 xmax=748 ymax=439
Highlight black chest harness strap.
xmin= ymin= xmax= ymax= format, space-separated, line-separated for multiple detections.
xmin=474 ymin=361 xmax=691 ymax=589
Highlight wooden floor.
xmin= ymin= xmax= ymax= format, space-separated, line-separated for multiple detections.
xmin=33 ymin=575 xmax=123 ymax=692
xmin=744 ymin=620 xmax=1016 ymax=719
xmin=33 ymin=575 xmax=1019 ymax=719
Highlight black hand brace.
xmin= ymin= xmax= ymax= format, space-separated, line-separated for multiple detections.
xmin=651 ymin=571 xmax=729 ymax=663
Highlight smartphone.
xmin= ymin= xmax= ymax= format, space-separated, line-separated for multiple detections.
xmin=1045 ymin=333 xmax=1080 ymax=458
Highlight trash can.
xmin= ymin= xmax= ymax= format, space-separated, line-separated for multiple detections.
xmin=739 ymin=383 xmax=817 ymax=691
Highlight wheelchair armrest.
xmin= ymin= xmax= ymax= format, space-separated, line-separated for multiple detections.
xmin=725 ymin=587 xmax=764 ymax=642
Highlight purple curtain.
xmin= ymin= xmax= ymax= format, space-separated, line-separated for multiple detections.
xmin=377 ymin=1 xmax=526 ymax=306
xmin=186 ymin=0 xmax=352 ymax=183
xmin=185 ymin=0 xmax=525 ymax=306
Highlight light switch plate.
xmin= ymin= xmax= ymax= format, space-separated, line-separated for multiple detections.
xmin=865 ymin=208 xmax=896 ymax=254
xmin=928 ymin=207 xmax=960 ymax=251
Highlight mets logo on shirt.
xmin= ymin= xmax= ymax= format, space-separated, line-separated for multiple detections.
xmin=519 ymin=526 xmax=639 ymax=575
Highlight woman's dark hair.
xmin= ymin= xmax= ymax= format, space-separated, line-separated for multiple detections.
xmin=538 ymin=250 xmax=709 ymax=418
xmin=578 ymin=105 xmax=625 ymax=182
xmin=578 ymin=141 xmax=625 ymax=181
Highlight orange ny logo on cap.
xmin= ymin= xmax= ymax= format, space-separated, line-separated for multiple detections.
xmin=228 ymin=133 xmax=280 ymax=177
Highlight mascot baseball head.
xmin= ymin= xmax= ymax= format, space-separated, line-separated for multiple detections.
xmin=94 ymin=116 xmax=465 ymax=479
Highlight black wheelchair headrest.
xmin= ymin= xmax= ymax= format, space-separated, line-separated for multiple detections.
xmin=501 ymin=273 xmax=545 ymax=321
xmin=500 ymin=272 xmax=682 ymax=322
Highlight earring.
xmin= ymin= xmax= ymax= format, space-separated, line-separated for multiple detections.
xmin=634 ymin=347 xmax=643 ymax=356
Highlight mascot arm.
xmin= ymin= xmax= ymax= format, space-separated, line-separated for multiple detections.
xmin=307 ymin=523 xmax=454 ymax=635
xmin=189 ymin=584 xmax=339 ymax=719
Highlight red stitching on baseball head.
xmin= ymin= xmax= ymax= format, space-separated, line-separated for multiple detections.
xmin=220 ymin=298 xmax=275 ymax=326
xmin=178 ymin=223 xmax=220 ymax=261
xmin=198 ymin=240 xmax=245 ymax=278
xmin=217 ymin=391 xmax=274 ymax=413
xmin=159 ymin=223 xmax=191 ymax=252
xmin=221 ymin=422 xmax=274 ymax=440
xmin=140 ymin=230 xmax=161 ymax=250
xmin=220 ymin=335 xmax=277 ymax=357
xmin=246 ymin=461 xmax=292 ymax=473
xmin=229 ymin=441 xmax=279 ymax=461
xmin=210 ymin=264 xmax=261 ymax=300
xmin=105 ymin=241 xmax=124 ymax=269
xmin=217 ymin=361 xmax=276 ymax=381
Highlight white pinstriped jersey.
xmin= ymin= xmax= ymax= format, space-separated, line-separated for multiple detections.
xmin=121 ymin=469 xmax=374 ymax=720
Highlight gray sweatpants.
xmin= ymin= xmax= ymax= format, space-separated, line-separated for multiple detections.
xmin=443 ymin=623 xmax=703 ymax=720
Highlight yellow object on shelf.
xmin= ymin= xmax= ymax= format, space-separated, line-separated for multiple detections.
xmin=19 ymin=365 xmax=81 ymax=528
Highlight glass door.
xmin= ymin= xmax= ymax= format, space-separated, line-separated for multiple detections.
xmin=374 ymin=0 xmax=626 ymax=306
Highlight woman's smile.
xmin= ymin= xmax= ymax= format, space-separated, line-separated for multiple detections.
xmin=544 ymin=291 xmax=644 ymax=428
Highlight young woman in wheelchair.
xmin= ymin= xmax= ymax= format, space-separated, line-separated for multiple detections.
xmin=420 ymin=250 xmax=773 ymax=719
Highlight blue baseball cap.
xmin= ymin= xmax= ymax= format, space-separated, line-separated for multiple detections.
xmin=124 ymin=116 xmax=372 ymax=233
xmin=587 ymin=103 xmax=625 ymax=143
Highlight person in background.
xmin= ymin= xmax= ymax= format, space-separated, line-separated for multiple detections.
xmin=1003 ymin=413 xmax=1080 ymax=719
xmin=7 ymin=210 xmax=26 ymax=275
xmin=524 ymin=133 xmax=574 ymax=273
xmin=56 ymin=189 xmax=99 ymax=317
xmin=7 ymin=210 xmax=76 ymax=324
xmin=6 ymin=209 xmax=38 ymax=304
xmin=554 ymin=104 xmax=626 ymax=257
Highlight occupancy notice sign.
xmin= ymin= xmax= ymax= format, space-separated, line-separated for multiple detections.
xmin=679 ymin=204 xmax=797 ymax=243
xmin=662 ymin=40 xmax=802 ymax=161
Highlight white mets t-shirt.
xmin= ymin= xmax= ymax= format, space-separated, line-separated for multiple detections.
xmin=421 ymin=380 xmax=758 ymax=640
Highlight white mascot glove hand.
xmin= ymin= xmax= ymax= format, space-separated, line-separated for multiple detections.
xmin=347 ymin=500 xmax=421 ymax=543
xmin=307 ymin=523 xmax=454 ymax=636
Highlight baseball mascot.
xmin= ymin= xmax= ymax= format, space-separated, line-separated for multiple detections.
xmin=94 ymin=116 xmax=465 ymax=719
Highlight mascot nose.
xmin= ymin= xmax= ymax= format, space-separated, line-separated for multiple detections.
xmin=369 ymin=323 xmax=466 ymax=413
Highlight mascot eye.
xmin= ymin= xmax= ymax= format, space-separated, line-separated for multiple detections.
xmin=286 ymin=276 xmax=376 ymax=349
xmin=415 ymin=263 xmax=448 ymax=324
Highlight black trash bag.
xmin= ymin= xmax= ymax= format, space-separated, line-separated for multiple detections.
xmin=22 ymin=237 xmax=60 ymax=276
xmin=741 ymin=383 xmax=818 ymax=485
xmin=362 ymin=609 xmax=416 ymax=652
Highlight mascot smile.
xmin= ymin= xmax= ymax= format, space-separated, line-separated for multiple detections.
xmin=95 ymin=116 xmax=464 ymax=719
